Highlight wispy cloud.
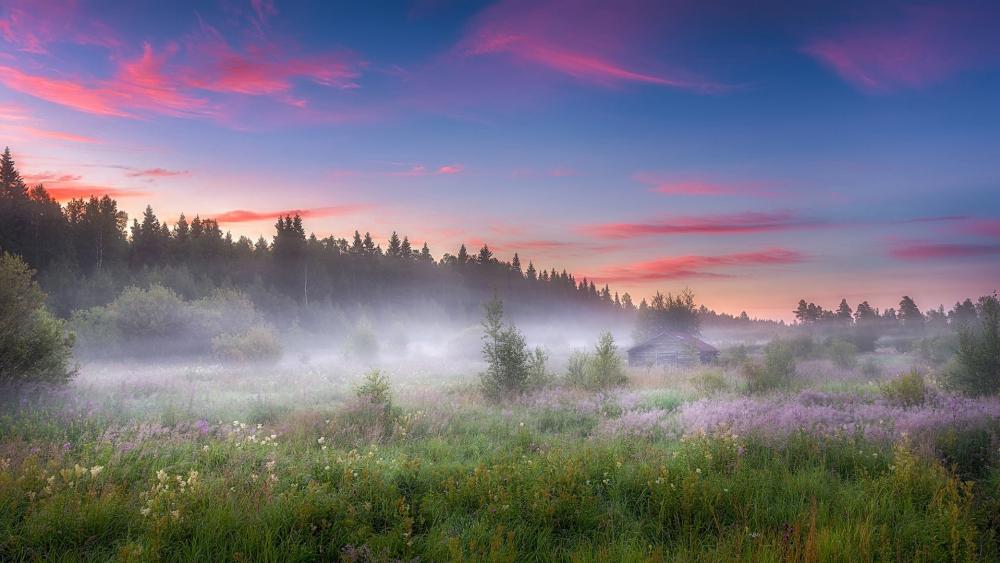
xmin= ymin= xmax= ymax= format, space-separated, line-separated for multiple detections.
xmin=633 ymin=172 xmax=778 ymax=197
xmin=458 ymin=0 xmax=729 ymax=93
xmin=21 ymin=170 xmax=147 ymax=201
xmin=591 ymin=248 xmax=807 ymax=283
xmin=210 ymin=204 xmax=372 ymax=224
xmin=802 ymin=3 xmax=1000 ymax=93
xmin=583 ymin=211 xmax=824 ymax=239
xmin=125 ymin=168 xmax=189 ymax=178
xmin=889 ymin=241 xmax=1000 ymax=260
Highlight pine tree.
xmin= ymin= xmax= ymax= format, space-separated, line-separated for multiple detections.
xmin=525 ymin=261 xmax=536 ymax=281
xmin=419 ymin=242 xmax=433 ymax=262
xmin=386 ymin=231 xmax=402 ymax=257
xmin=511 ymin=253 xmax=522 ymax=276
xmin=362 ymin=232 xmax=376 ymax=255
xmin=836 ymin=299 xmax=853 ymax=323
xmin=898 ymin=296 xmax=923 ymax=330
xmin=477 ymin=244 xmax=493 ymax=264
xmin=456 ymin=244 xmax=469 ymax=264
xmin=350 ymin=231 xmax=364 ymax=255
xmin=400 ymin=236 xmax=412 ymax=258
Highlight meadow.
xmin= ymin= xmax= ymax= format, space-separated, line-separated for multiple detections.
xmin=2 ymin=346 xmax=999 ymax=562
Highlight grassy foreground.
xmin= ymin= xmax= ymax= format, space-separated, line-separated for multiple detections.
xmin=1 ymin=364 xmax=999 ymax=561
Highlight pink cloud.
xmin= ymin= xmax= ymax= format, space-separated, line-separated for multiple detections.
xmin=583 ymin=211 xmax=824 ymax=239
xmin=591 ymin=248 xmax=807 ymax=283
xmin=633 ymin=172 xmax=778 ymax=197
xmin=21 ymin=170 xmax=147 ymax=201
xmin=959 ymin=219 xmax=1000 ymax=237
xmin=0 ymin=0 xmax=120 ymax=54
xmin=387 ymin=163 xmax=465 ymax=177
xmin=458 ymin=0 xmax=728 ymax=93
xmin=125 ymin=168 xmax=189 ymax=178
xmin=180 ymin=23 xmax=362 ymax=96
xmin=211 ymin=204 xmax=372 ymax=224
xmin=437 ymin=164 xmax=464 ymax=175
xmin=890 ymin=241 xmax=1000 ymax=260
xmin=802 ymin=3 xmax=1000 ymax=93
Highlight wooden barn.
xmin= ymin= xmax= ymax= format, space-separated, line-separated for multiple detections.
xmin=627 ymin=331 xmax=719 ymax=367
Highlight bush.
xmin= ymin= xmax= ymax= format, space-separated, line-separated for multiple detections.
xmin=718 ymin=344 xmax=749 ymax=368
xmin=588 ymin=332 xmax=627 ymax=388
xmin=0 ymin=253 xmax=75 ymax=386
xmin=944 ymin=294 xmax=1000 ymax=396
xmin=692 ymin=369 xmax=729 ymax=396
xmin=211 ymin=325 xmax=282 ymax=363
xmin=565 ymin=350 xmax=590 ymax=386
xmin=827 ymin=339 xmax=858 ymax=369
xmin=880 ymin=370 xmax=927 ymax=407
xmin=742 ymin=340 xmax=796 ymax=394
xmin=108 ymin=284 xmax=188 ymax=338
xmin=338 ymin=369 xmax=399 ymax=443
xmin=355 ymin=368 xmax=393 ymax=410
xmin=480 ymin=296 xmax=531 ymax=398
xmin=563 ymin=333 xmax=627 ymax=390
xmin=525 ymin=346 xmax=551 ymax=389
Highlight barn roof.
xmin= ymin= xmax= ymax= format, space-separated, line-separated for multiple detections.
xmin=627 ymin=331 xmax=718 ymax=353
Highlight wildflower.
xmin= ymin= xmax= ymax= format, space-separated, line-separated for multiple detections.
xmin=695 ymin=468 xmax=701 ymax=474
xmin=140 ymin=507 xmax=151 ymax=516
xmin=156 ymin=469 xmax=167 ymax=483
xmin=317 ymin=437 xmax=326 ymax=445
xmin=203 ymin=445 xmax=210 ymax=452
xmin=90 ymin=465 xmax=103 ymax=478
xmin=171 ymin=510 xmax=180 ymax=520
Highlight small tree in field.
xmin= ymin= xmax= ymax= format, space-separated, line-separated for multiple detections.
xmin=588 ymin=332 xmax=627 ymax=388
xmin=0 ymin=253 xmax=75 ymax=386
xmin=945 ymin=294 xmax=1000 ymax=396
xmin=480 ymin=295 xmax=530 ymax=398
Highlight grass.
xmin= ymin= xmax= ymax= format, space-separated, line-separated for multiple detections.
xmin=1 ymin=356 xmax=998 ymax=561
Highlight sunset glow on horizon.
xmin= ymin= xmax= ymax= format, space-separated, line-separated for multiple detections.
xmin=2 ymin=0 xmax=998 ymax=320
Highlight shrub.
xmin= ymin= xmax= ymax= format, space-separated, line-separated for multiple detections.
xmin=339 ymin=369 xmax=399 ymax=443
xmin=827 ymin=339 xmax=858 ymax=369
xmin=211 ymin=325 xmax=282 ymax=363
xmin=742 ymin=340 xmax=796 ymax=394
xmin=944 ymin=294 xmax=1000 ymax=396
xmin=480 ymin=296 xmax=530 ymax=398
xmin=0 ymin=253 xmax=75 ymax=386
xmin=692 ymin=369 xmax=729 ymax=396
xmin=786 ymin=335 xmax=816 ymax=358
xmin=587 ymin=332 xmax=627 ymax=388
xmin=718 ymin=344 xmax=749 ymax=368
xmin=525 ymin=346 xmax=551 ymax=389
xmin=564 ymin=350 xmax=590 ymax=387
xmin=563 ymin=333 xmax=627 ymax=390
xmin=881 ymin=370 xmax=927 ymax=407
xmin=355 ymin=368 xmax=393 ymax=410
xmin=108 ymin=284 xmax=188 ymax=338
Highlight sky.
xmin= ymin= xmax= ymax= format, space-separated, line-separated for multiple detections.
xmin=1 ymin=0 xmax=999 ymax=321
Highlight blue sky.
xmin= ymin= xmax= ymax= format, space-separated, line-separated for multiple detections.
xmin=1 ymin=0 xmax=998 ymax=319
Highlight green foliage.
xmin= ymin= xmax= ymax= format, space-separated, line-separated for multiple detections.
xmin=718 ymin=344 xmax=749 ymax=368
xmin=564 ymin=333 xmax=627 ymax=390
xmin=70 ymin=284 xmax=280 ymax=360
xmin=881 ymin=370 xmax=927 ymax=407
xmin=916 ymin=333 xmax=958 ymax=365
xmin=354 ymin=368 xmax=393 ymax=410
xmin=827 ymin=339 xmax=858 ymax=369
xmin=945 ymin=294 xmax=1000 ymax=396
xmin=211 ymin=325 xmax=282 ymax=363
xmin=525 ymin=346 xmax=551 ymax=390
xmin=692 ymin=369 xmax=730 ymax=396
xmin=0 ymin=253 xmax=75 ymax=386
xmin=480 ymin=296 xmax=531 ymax=398
xmin=742 ymin=340 xmax=797 ymax=394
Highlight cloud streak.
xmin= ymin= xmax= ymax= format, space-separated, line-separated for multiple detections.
xmin=583 ymin=211 xmax=824 ymax=238
xmin=802 ymin=3 xmax=1000 ymax=93
xmin=889 ymin=241 xmax=1000 ymax=260
xmin=210 ymin=205 xmax=372 ymax=224
xmin=633 ymin=172 xmax=778 ymax=196
xmin=591 ymin=248 xmax=807 ymax=283
xmin=459 ymin=0 xmax=728 ymax=93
